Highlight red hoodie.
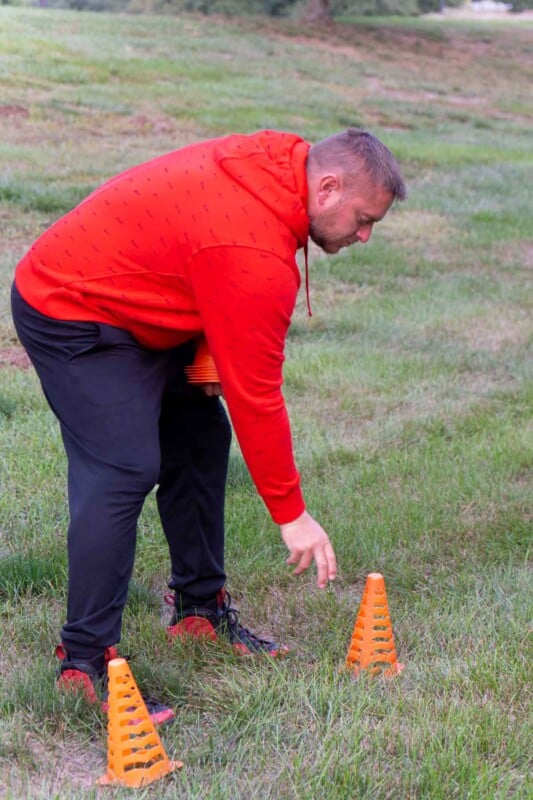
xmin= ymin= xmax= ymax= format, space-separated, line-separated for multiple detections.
xmin=15 ymin=130 xmax=311 ymax=524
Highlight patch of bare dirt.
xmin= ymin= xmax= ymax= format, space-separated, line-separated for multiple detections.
xmin=1 ymin=735 xmax=105 ymax=796
xmin=0 ymin=104 xmax=29 ymax=119
xmin=0 ymin=347 xmax=31 ymax=370
xmin=128 ymin=113 xmax=180 ymax=136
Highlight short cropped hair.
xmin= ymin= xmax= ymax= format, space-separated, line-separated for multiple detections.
xmin=308 ymin=128 xmax=406 ymax=201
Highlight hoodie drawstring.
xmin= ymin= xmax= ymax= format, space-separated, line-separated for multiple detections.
xmin=304 ymin=242 xmax=312 ymax=317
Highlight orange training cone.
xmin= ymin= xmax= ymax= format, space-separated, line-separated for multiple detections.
xmin=97 ymin=658 xmax=183 ymax=788
xmin=185 ymin=337 xmax=220 ymax=384
xmin=345 ymin=573 xmax=404 ymax=677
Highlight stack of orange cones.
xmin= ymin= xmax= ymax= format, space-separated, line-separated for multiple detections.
xmin=345 ymin=573 xmax=404 ymax=677
xmin=97 ymin=658 xmax=183 ymax=788
xmin=185 ymin=337 xmax=220 ymax=384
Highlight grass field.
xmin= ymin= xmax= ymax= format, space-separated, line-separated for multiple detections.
xmin=0 ymin=6 xmax=532 ymax=799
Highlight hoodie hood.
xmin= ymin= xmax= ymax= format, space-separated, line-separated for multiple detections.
xmin=213 ymin=131 xmax=310 ymax=249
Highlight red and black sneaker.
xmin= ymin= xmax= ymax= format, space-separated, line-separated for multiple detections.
xmin=56 ymin=645 xmax=175 ymax=725
xmin=166 ymin=588 xmax=289 ymax=657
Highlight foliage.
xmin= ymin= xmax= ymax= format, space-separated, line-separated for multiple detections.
xmin=509 ymin=0 xmax=533 ymax=11
xmin=1 ymin=0 xmax=472 ymax=15
xmin=9 ymin=0 xmax=533 ymax=12
xmin=335 ymin=0 xmax=463 ymax=15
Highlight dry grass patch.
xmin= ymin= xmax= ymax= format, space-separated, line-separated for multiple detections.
xmin=289 ymin=368 xmax=521 ymax=455
xmin=0 ymin=348 xmax=31 ymax=370
xmin=302 ymin=278 xmax=376 ymax=314
xmin=439 ymin=309 xmax=531 ymax=353
xmin=381 ymin=209 xmax=454 ymax=248
xmin=1 ymin=734 xmax=104 ymax=797
xmin=494 ymin=240 xmax=533 ymax=270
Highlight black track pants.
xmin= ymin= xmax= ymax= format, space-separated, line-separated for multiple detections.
xmin=11 ymin=283 xmax=231 ymax=658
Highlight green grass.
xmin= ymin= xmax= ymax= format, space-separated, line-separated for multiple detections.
xmin=0 ymin=6 xmax=532 ymax=799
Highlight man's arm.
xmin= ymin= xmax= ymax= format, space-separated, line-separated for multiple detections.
xmin=190 ymin=246 xmax=336 ymax=586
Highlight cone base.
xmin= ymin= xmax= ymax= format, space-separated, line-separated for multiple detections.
xmin=97 ymin=760 xmax=184 ymax=788
xmin=347 ymin=661 xmax=405 ymax=679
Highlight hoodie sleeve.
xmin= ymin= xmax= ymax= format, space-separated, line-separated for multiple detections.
xmin=189 ymin=245 xmax=305 ymax=525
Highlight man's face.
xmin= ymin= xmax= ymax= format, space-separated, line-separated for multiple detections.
xmin=308 ymin=178 xmax=394 ymax=255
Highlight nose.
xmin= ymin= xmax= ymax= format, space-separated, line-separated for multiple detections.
xmin=356 ymin=224 xmax=373 ymax=244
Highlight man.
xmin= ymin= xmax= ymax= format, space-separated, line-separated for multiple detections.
xmin=11 ymin=128 xmax=406 ymax=722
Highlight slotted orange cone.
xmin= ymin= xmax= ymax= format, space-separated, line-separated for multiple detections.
xmin=97 ymin=658 xmax=183 ymax=788
xmin=184 ymin=337 xmax=220 ymax=384
xmin=345 ymin=573 xmax=404 ymax=677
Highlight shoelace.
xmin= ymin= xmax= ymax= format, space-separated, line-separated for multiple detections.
xmin=165 ymin=590 xmax=275 ymax=650
xmin=222 ymin=604 xmax=274 ymax=650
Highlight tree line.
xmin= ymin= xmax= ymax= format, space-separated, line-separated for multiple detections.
xmin=8 ymin=0 xmax=530 ymax=16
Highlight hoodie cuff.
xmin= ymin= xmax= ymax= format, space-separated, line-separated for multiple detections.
xmin=267 ymin=488 xmax=306 ymax=526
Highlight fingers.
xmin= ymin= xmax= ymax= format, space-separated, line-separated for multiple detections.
xmin=313 ymin=541 xmax=337 ymax=588
xmin=199 ymin=382 xmax=222 ymax=397
xmin=324 ymin=540 xmax=337 ymax=581
xmin=288 ymin=550 xmax=313 ymax=575
xmin=280 ymin=512 xmax=337 ymax=589
xmin=314 ymin=553 xmax=329 ymax=589
xmin=286 ymin=541 xmax=337 ymax=588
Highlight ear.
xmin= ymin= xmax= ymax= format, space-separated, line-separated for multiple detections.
xmin=316 ymin=173 xmax=341 ymax=207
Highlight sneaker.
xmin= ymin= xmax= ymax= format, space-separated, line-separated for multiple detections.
xmin=165 ymin=588 xmax=289 ymax=657
xmin=56 ymin=645 xmax=175 ymax=725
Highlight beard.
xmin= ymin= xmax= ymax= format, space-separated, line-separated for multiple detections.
xmin=308 ymin=211 xmax=340 ymax=254
xmin=308 ymin=195 xmax=352 ymax=254
xmin=309 ymin=221 xmax=342 ymax=254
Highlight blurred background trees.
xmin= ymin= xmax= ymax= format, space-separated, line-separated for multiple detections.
xmin=5 ymin=0 xmax=530 ymax=18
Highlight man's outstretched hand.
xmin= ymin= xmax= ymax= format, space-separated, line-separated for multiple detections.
xmin=280 ymin=511 xmax=337 ymax=589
